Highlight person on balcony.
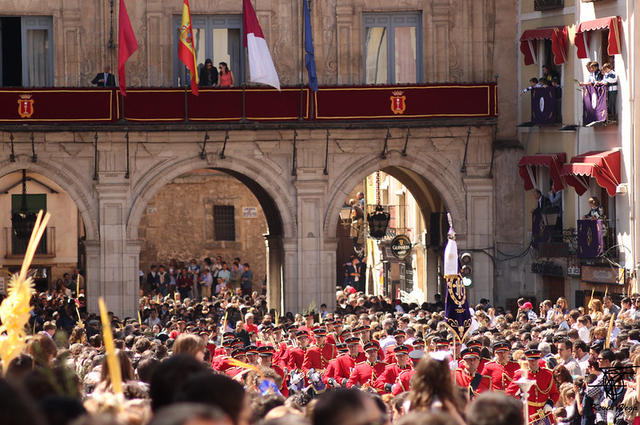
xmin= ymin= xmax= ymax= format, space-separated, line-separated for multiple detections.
xmin=541 ymin=65 xmax=559 ymax=84
xmin=91 ymin=65 xmax=115 ymax=87
xmin=532 ymin=189 xmax=550 ymax=214
xmin=218 ymin=62 xmax=235 ymax=88
xmin=521 ymin=77 xmax=541 ymax=95
xmin=580 ymin=62 xmax=602 ymax=86
xmin=599 ymin=63 xmax=618 ymax=120
xmin=199 ymin=58 xmax=218 ymax=87
xmin=583 ymin=197 xmax=604 ymax=220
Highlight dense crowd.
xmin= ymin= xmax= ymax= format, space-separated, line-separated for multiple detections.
xmin=2 ymin=270 xmax=640 ymax=425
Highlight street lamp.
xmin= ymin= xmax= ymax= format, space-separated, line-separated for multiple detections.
xmin=339 ymin=205 xmax=352 ymax=228
xmin=368 ymin=205 xmax=390 ymax=239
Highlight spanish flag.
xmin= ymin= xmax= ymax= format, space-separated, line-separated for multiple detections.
xmin=178 ymin=0 xmax=199 ymax=95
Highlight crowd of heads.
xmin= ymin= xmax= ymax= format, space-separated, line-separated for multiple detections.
xmin=1 ymin=271 xmax=640 ymax=425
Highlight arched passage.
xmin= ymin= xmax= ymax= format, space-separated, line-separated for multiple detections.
xmin=127 ymin=156 xmax=296 ymax=312
xmin=0 ymin=161 xmax=98 ymax=293
xmin=325 ymin=153 xmax=466 ymax=302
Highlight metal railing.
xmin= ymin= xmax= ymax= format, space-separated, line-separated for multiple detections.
xmin=4 ymin=226 xmax=55 ymax=257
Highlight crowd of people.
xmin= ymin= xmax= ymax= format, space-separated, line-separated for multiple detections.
xmin=141 ymin=257 xmax=256 ymax=301
xmin=3 ymin=270 xmax=640 ymax=425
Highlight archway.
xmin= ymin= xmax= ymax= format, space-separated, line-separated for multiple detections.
xmin=325 ymin=153 xmax=466 ymax=304
xmin=127 ymin=156 xmax=296 ymax=312
xmin=0 ymin=168 xmax=90 ymax=293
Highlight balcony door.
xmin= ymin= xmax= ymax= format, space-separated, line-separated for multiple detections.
xmin=173 ymin=15 xmax=244 ymax=86
xmin=0 ymin=16 xmax=53 ymax=87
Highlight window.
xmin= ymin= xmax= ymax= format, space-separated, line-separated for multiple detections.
xmin=11 ymin=194 xmax=46 ymax=254
xmin=214 ymin=205 xmax=235 ymax=241
xmin=173 ymin=15 xmax=244 ymax=86
xmin=363 ymin=13 xmax=422 ymax=84
xmin=0 ymin=16 xmax=53 ymax=87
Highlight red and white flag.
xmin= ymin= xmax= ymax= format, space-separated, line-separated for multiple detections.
xmin=118 ymin=0 xmax=138 ymax=96
xmin=243 ymin=0 xmax=280 ymax=90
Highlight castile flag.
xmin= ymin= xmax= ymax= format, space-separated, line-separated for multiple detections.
xmin=443 ymin=213 xmax=472 ymax=343
xmin=243 ymin=0 xmax=280 ymax=90
xmin=178 ymin=0 xmax=199 ymax=95
xmin=118 ymin=0 xmax=138 ymax=96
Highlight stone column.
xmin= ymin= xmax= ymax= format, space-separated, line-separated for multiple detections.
xmin=293 ymin=179 xmax=329 ymax=314
xmin=283 ymin=238 xmax=298 ymax=314
xmin=426 ymin=248 xmax=439 ymax=302
xmin=84 ymin=239 xmax=100 ymax=313
xmin=264 ymin=234 xmax=283 ymax=314
xmin=95 ymin=183 xmax=130 ymax=318
xmin=462 ymin=177 xmax=495 ymax=305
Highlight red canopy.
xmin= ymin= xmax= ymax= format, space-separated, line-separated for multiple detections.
xmin=519 ymin=27 xmax=568 ymax=66
xmin=560 ymin=149 xmax=621 ymax=197
xmin=575 ymin=16 xmax=622 ymax=59
xmin=517 ymin=153 xmax=567 ymax=192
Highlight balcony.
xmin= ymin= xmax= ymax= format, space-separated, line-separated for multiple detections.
xmin=534 ymin=0 xmax=564 ymax=11
xmin=521 ymin=87 xmax=562 ymax=127
xmin=4 ymin=227 xmax=55 ymax=258
xmin=4 ymin=84 xmax=498 ymax=126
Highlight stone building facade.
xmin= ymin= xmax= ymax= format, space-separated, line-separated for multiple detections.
xmin=0 ymin=0 xmax=523 ymax=317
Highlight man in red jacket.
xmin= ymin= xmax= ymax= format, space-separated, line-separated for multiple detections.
xmin=506 ymin=348 xmax=559 ymax=424
xmin=259 ymin=345 xmax=288 ymax=397
xmin=481 ymin=341 xmax=520 ymax=391
xmin=288 ymin=330 xmax=310 ymax=371
xmin=302 ymin=327 xmax=336 ymax=373
xmin=347 ymin=341 xmax=387 ymax=390
xmin=375 ymin=345 xmax=413 ymax=393
xmin=322 ymin=343 xmax=348 ymax=385
xmin=330 ymin=336 xmax=365 ymax=387
xmin=455 ymin=347 xmax=493 ymax=399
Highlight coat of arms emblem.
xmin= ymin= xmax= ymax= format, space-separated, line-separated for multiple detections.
xmin=390 ymin=90 xmax=406 ymax=115
xmin=18 ymin=94 xmax=34 ymax=118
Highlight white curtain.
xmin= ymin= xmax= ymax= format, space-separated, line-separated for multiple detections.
xmin=395 ymin=27 xmax=416 ymax=84
xmin=26 ymin=29 xmax=50 ymax=87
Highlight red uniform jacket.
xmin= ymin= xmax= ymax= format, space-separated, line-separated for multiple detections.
xmin=455 ymin=367 xmax=493 ymax=399
xmin=288 ymin=347 xmax=307 ymax=370
xmin=392 ymin=369 xmax=415 ymax=395
xmin=505 ymin=368 xmax=559 ymax=422
xmin=322 ymin=357 xmax=341 ymax=385
xmin=270 ymin=363 xmax=289 ymax=397
xmin=374 ymin=363 xmax=413 ymax=393
xmin=302 ymin=343 xmax=336 ymax=372
xmin=334 ymin=352 xmax=366 ymax=386
xmin=480 ymin=360 xmax=520 ymax=390
xmin=272 ymin=342 xmax=289 ymax=368
xmin=346 ymin=360 xmax=387 ymax=389
xmin=212 ymin=355 xmax=235 ymax=372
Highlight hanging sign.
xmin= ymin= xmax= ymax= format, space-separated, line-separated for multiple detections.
xmin=390 ymin=235 xmax=412 ymax=259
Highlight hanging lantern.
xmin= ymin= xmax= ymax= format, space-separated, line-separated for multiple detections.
xmin=367 ymin=205 xmax=390 ymax=239
xmin=11 ymin=170 xmax=37 ymax=252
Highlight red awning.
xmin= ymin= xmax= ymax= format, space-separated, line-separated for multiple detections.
xmin=517 ymin=153 xmax=567 ymax=192
xmin=560 ymin=149 xmax=621 ymax=196
xmin=575 ymin=16 xmax=622 ymax=59
xmin=519 ymin=27 xmax=568 ymax=66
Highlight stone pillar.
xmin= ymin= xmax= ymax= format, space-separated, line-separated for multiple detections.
xmin=426 ymin=248 xmax=439 ymax=302
xmin=293 ymin=179 xmax=329 ymax=314
xmin=320 ymin=239 xmax=338 ymax=312
xmin=264 ymin=234 xmax=283 ymax=314
xmin=95 ymin=183 xmax=130 ymax=318
xmin=124 ymin=240 xmax=142 ymax=315
xmin=84 ymin=239 xmax=100 ymax=314
xmin=463 ymin=178 xmax=495 ymax=305
xmin=283 ymin=238 xmax=298 ymax=314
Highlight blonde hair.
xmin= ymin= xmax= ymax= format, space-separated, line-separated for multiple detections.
xmin=173 ymin=333 xmax=206 ymax=357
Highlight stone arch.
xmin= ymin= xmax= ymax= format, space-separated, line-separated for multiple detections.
xmin=126 ymin=155 xmax=296 ymax=241
xmin=323 ymin=151 xmax=465 ymax=239
xmin=0 ymin=157 xmax=98 ymax=241
xmin=126 ymin=154 xmax=297 ymax=311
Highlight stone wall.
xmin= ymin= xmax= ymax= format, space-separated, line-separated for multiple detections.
xmin=138 ymin=170 xmax=267 ymax=289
